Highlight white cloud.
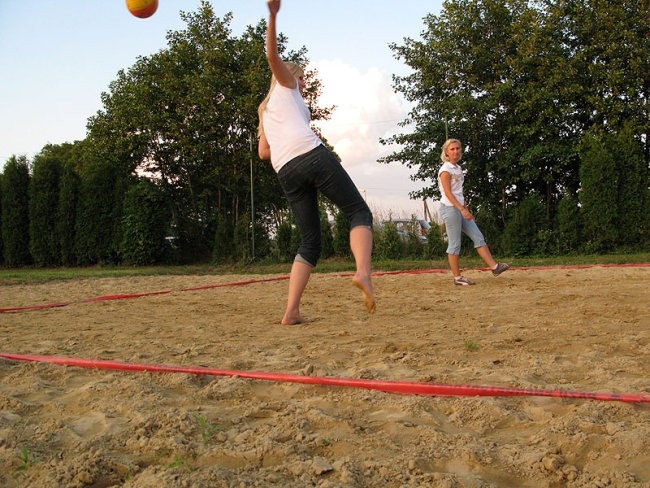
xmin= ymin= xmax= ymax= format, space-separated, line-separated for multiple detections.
xmin=311 ymin=59 xmax=404 ymax=167
xmin=310 ymin=59 xmax=430 ymax=219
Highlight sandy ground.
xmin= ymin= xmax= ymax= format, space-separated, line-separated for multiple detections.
xmin=0 ymin=264 xmax=649 ymax=487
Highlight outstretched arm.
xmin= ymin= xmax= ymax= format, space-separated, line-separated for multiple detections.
xmin=266 ymin=0 xmax=296 ymax=89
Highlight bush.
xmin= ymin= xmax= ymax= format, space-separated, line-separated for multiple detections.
xmin=29 ymin=151 xmax=62 ymax=266
xmin=579 ymin=133 xmax=618 ymax=252
xmin=320 ymin=210 xmax=334 ymax=259
xmin=425 ymin=224 xmax=447 ymax=259
xmin=502 ymin=193 xmax=548 ymax=256
xmin=57 ymin=166 xmax=80 ymax=266
xmin=275 ymin=218 xmax=294 ymax=262
xmin=1 ymin=156 xmax=31 ymax=267
xmin=332 ymin=210 xmax=351 ymax=257
xmin=212 ymin=212 xmax=234 ymax=264
xmin=555 ymin=193 xmax=581 ymax=254
xmin=375 ymin=221 xmax=402 ymax=260
xmin=120 ymin=180 xmax=171 ymax=265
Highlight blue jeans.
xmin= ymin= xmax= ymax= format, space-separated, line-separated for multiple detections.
xmin=277 ymin=145 xmax=373 ymax=266
xmin=439 ymin=204 xmax=486 ymax=255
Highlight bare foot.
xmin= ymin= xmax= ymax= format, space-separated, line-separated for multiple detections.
xmin=353 ymin=275 xmax=376 ymax=314
xmin=280 ymin=315 xmax=310 ymax=325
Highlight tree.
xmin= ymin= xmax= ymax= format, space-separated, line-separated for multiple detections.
xmin=212 ymin=211 xmax=235 ymax=264
xmin=545 ymin=0 xmax=649 ymax=159
xmin=0 ymin=172 xmax=3 ymax=265
xmin=555 ymin=192 xmax=581 ymax=254
xmin=85 ymin=1 xmax=331 ymax=264
xmin=274 ymin=216 xmax=294 ymax=262
xmin=57 ymin=154 xmax=81 ymax=267
xmin=579 ymin=133 xmax=617 ymax=252
xmin=502 ymin=193 xmax=548 ymax=256
xmin=1 ymin=156 xmax=31 ymax=266
xmin=120 ymin=179 xmax=171 ymax=265
xmin=29 ymin=145 xmax=64 ymax=267
xmin=320 ymin=209 xmax=334 ymax=259
xmin=425 ymin=224 xmax=447 ymax=259
xmin=75 ymin=161 xmax=125 ymax=265
xmin=375 ymin=221 xmax=402 ymax=260
xmin=611 ymin=125 xmax=646 ymax=247
xmin=332 ymin=210 xmax=351 ymax=258
xmin=384 ymin=0 xmax=649 ymax=245
xmin=384 ymin=0 xmax=533 ymax=219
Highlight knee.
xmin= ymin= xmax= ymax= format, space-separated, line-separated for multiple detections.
xmin=294 ymin=246 xmax=321 ymax=268
xmin=297 ymin=241 xmax=321 ymax=267
xmin=446 ymin=234 xmax=462 ymax=254
xmin=348 ymin=207 xmax=373 ymax=229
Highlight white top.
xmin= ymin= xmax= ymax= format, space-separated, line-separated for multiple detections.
xmin=262 ymin=83 xmax=322 ymax=172
xmin=437 ymin=161 xmax=465 ymax=206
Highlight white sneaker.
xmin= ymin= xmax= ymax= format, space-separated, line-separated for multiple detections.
xmin=454 ymin=275 xmax=475 ymax=286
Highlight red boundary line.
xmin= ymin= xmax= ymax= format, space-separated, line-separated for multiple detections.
xmin=1 ymin=263 xmax=647 ymax=313
xmin=1 ymin=353 xmax=648 ymax=404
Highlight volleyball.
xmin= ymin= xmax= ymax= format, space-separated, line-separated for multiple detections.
xmin=126 ymin=0 xmax=158 ymax=19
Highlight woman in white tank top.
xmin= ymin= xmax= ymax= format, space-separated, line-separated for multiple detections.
xmin=257 ymin=0 xmax=376 ymax=324
xmin=438 ymin=138 xmax=510 ymax=286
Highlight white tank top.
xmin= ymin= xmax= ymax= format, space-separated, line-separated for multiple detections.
xmin=262 ymin=84 xmax=322 ymax=172
xmin=438 ymin=161 xmax=465 ymax=206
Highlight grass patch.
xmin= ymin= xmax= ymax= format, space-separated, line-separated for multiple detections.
xmin=0 ymin=252 xmax=647 ymax=285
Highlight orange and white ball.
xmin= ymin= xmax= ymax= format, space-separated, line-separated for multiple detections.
xmin=126 ymin=0 xmax=158 ymax=19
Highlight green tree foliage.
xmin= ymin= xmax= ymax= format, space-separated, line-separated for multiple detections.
xmin=85 ymin=1 xmax=330 ymax=264
xmin=0 ymin=173 xmax=4 ymax=265
xmin=320 ymin=209 xmax=334 ymax=259
xmin=290 ymin=223 xmax=301 ymax=257
xmin=29 ymin=145 xmax=64 ymax=267
xmin=231 ymin=211 xmax=270 ymax=262
xmin=233 ymin=213 xmax=250 ymax=262
xmin=554 ymin=192 xmax=581 ymax=254
xmin=502 ymin=193 xmax=548 ymax=256
xmin=212 ymin=211 xmax=234 ymax=264
xmin=403 ymin=232 xmax=425 ymax=258
xmin=332 ymin=210 xmax=351 ymax=258
xmin=578 ymin=126 xmax=647 ymax=252
xmin=578 ymin=133 xmax=618 ymax=252
xmin=120 ymin=179 xmax=171 ymax=265
xmin=425 ymin=224 xmax=447 ymax=259
xmin=58 ymin=162 xmax=81 ymax=267
xmin=384 ymin=0 xmax=533 ymax=216
xmin=375 ymin=221 xmax=402 ymax=260
xmin=274 ymin=217 xmax=294 ymax=262
xmin=252 ymin=219 xmax=271 ymax=260
xmin=384 ymin=0 xmax=648 ymax=241
xmin=1 ymin=156 xmax=31 ymax=266
xmin=612 ymin=125 xmax=646 ymax=247
xmin=75 ymin=162 xmax=124 ymax=265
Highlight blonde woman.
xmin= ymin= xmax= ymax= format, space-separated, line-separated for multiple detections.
xmin=258 ymin=0 xmax=375 ymax=324
xmin=438 ymin=139 xmax=510 ymax=285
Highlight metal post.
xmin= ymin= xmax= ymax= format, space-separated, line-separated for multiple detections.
xmin=249 ymin=134 xmax=255 ymax=261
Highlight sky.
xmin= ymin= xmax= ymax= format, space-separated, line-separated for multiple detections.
xmin=0 ymin=0 xmax=443 ymax=218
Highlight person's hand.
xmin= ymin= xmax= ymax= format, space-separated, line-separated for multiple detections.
xmin=460 ymin=207 xmax=474 ymax=221
xmin=267 ymin=0 xmax=280 ymax=16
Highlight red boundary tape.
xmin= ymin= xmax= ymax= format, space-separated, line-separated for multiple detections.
xmin=2 ymin=264 xmax=647 ymax=314
xmin=1 ymin=353 xmax=648 ymax=404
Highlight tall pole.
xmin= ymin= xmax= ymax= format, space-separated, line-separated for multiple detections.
xmin=249 ymin=134 xmax=255 ymax=261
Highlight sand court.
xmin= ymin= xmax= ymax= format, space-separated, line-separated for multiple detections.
xmin=1 ymin=264 xmax=649 ymax=487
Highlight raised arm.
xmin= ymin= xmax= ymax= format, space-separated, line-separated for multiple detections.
xmin=266 ymin=0 xmax=296 ymax=89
